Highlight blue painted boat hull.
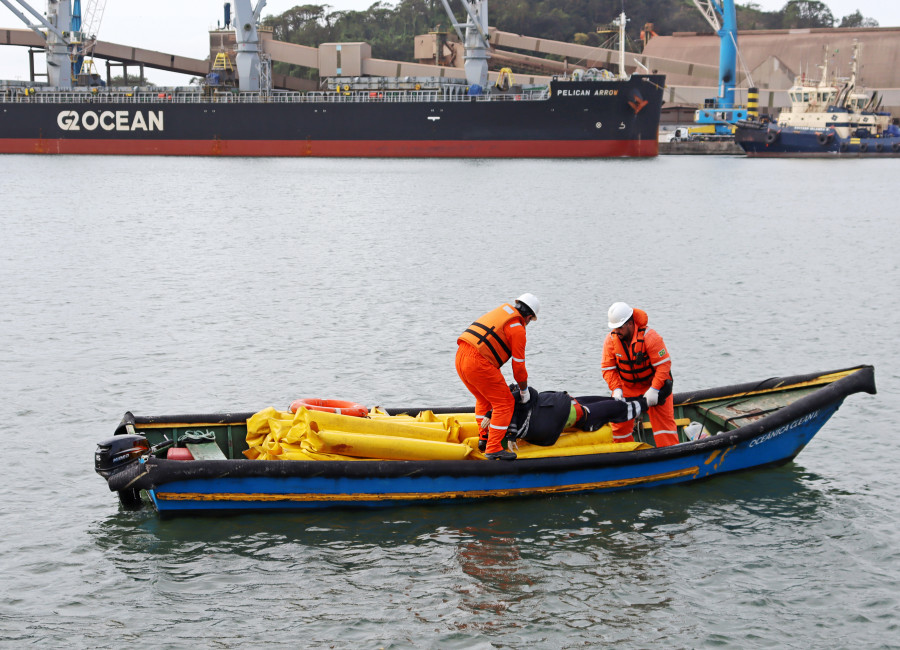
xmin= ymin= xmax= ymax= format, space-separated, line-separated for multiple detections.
xmin=736 ymin=123 xmax=900 ymax=157
xmin=145 ymin=402 xmax=840 ymax=514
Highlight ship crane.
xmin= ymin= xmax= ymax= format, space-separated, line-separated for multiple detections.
xmin=0 ymin=0 xmax=79 ymax=87
xmin=691 ymin=0 xmax=748 ymax=136
xmin=231 ymin=0 xmax=268 ymax=92
xmin=438 ymin=0 xmax=490 ymax=89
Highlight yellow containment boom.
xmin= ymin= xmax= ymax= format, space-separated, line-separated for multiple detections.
xmin=245 ymin=406 xmax=648 ymax=461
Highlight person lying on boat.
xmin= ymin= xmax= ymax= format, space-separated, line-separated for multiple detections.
xmin=500 ymin=381 xmax=672 ymax=450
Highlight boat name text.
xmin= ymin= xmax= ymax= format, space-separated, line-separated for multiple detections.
xmin=556 ymin=89 xmax=618 ymax=97
xmin=57 ymin=110 xmax=164 ymax=132
xmin=748 ymin=410 xmax=819 ymax=448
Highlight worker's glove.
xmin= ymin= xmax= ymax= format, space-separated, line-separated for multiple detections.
xmin=519 ymin=389 xmax=530 ymax=404
xmin=644 ymin=387 xmax=660 ymax=407
xmin=612 ymin=388 xmax=624 ymax=402
xmin=504 ymin=423 xmax=519 ymax=452
xmin=504 ymin=432 xmax=519 ymax=453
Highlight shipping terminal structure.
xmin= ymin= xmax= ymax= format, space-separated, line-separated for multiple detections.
xmin=0 ymin=0 xmax=665 ymax=158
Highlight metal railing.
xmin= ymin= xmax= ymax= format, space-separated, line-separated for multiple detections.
xmin=0 ymin=86 xmax=551 ymax=104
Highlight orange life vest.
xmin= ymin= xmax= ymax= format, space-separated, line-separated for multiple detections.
xmin=610 ymin=326 xmax=654 ymax=384
xmin=458 ymin=303 xmax=521 ymax=368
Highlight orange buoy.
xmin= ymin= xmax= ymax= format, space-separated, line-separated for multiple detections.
xmin=290 ymin=398 xmax=368 ymax=417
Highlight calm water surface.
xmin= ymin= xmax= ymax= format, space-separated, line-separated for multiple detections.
xmin=0 ymin=154 xmax=898 ymax=648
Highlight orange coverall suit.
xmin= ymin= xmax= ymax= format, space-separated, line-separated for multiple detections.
xmin=601 ymin=308 xmax=678 ymax=447
xmin=456 ymin=303 xmax=528 ymax=454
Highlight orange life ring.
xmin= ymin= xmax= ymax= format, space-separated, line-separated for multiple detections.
xmin=290 ymin=398 xmax=368 ymax=417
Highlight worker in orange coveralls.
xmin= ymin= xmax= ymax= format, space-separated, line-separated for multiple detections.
xmin=456 ymin=294 xmax=540 ymax=461
xmin=601 ymin=302 xmax=678 ymax=447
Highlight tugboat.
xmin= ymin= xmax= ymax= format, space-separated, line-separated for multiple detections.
xmin=735 ymin=41 xmax=900 ymax=157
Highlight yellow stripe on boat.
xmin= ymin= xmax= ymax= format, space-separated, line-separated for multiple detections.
xmin=154 ymin=466 xmax=700 ymax=502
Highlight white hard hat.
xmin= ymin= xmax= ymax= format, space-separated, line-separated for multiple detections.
xmin=608 ymin=301 xmax=633 ymax=329
xmin=516 ymin=293 xmax=540 ymax=319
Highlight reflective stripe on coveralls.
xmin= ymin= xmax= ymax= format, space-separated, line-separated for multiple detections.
xmin=601 ymin=308 xmax=677 ymax=447
xmin=455 ymin=342 xmax=516 ymax=454
xmin=608 ymin=385 xmax=679 ymax=447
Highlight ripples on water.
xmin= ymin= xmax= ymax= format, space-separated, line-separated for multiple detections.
xmin=1 ymin=156 xmax=898 ymax=647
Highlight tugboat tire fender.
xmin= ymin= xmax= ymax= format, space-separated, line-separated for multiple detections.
xmin=876 ymin=143 xmax=884 ymax=153
xmin=840 ymin=143 xmax=849 ymax=153
xmin=765 ymin=130 xmax=779 ymax=144
xmin=859 ymin=142 xmax=868 ymax=153
xmin=893 ymin=142 xmax=900 ymax=153
xmin=817 ymin=132 xmax=833 ymax=146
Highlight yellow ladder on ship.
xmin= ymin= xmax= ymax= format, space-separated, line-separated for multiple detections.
xmin=212 ymin=52 xmax=234 ymax=71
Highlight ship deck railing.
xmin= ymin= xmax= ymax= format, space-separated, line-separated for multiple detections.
xmin=0 ymin=88 xmax=551 ymax=104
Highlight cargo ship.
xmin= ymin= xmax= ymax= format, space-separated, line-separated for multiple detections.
xmin=0 ymin=2 xmax=664 ymax=158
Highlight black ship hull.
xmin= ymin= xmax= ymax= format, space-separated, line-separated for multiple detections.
xmin=0 ymin=77 xmax=665 ymax=157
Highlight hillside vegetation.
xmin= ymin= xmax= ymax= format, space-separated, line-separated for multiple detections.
xmin=263 ymin=0 xmax=879 ymax=78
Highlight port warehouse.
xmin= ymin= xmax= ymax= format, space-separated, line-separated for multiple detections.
xmin=2 ymin=23 xmax=899 ymax=113
xmin=642 ymin=26 xmax=900 ymax=115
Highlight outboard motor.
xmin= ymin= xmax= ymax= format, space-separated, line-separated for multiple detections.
xmin=95 ymin=434 xmax=150 ymax=510
xmin=94 ymin=434 xmax=149 ymax=479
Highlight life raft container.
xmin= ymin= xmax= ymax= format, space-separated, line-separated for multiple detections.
xmin=290 ymin=398 xmax=369 ymax=417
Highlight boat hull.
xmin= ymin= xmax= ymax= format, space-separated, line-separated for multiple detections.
xmin=736 ymin=122 xmax=900 ymax=157
xmin=0 ymin=77 xmax=664 ymax=158
xmin=143 ymin=402 xmax=841 ymax=514
xmin=102 ymin=366 xmax=875 ymax=515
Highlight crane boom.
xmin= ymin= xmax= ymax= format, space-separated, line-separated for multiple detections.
xmin=691 ymin=0 xmax=746 ymax=136
xmin=693 ymin=0 xmax=737 ymax=109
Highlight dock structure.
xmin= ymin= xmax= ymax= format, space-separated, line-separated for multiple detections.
xmin=643 ymin=27 xmax=900 ymax=115
xmin=4 ymin=9 xmax=899 ymax=114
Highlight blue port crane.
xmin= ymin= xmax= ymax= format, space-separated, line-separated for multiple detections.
xmin=71 ymin=0 xmax=82 ymax=78
xmin=692 ymin=0 xmax=748 ymax=135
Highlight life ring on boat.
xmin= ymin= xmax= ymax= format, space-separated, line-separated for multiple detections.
xmin=893 ymin=142 xmax=900 ymax=153
xmin=859 ymin=142 xmax=868 ymax=153
xmin=817 ymin=132 xmax=833 ymax=146
xmin=875 ymin=143 xmax=884 ymax=153
xmin=765 ymin=130 xmax=779 ymax=144
xmin=290 ymin=398 xmax=368 ymax=417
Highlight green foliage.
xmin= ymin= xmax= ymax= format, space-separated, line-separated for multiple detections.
xmin=264 ymin=0 xmax=446 ymax=65
xmin=780 ymin=0 xmax=835 ymax=28
xmin=108 ymin=74 xmax=151 ymax=86
xmin=838 ymin=9 xmax=879 ymax=28
xmin=263 ymin=0 xmax=851 ymax=73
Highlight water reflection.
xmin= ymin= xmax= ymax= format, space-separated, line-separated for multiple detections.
xmin=87 ymin=461 xmax=833 ymax=640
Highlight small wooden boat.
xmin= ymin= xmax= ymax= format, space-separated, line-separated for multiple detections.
xmin=95 ymin=366 xmax=875 ymax=516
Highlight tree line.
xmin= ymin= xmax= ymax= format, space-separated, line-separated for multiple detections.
xmin=263 ymin=1 xmax=880 ymax=79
